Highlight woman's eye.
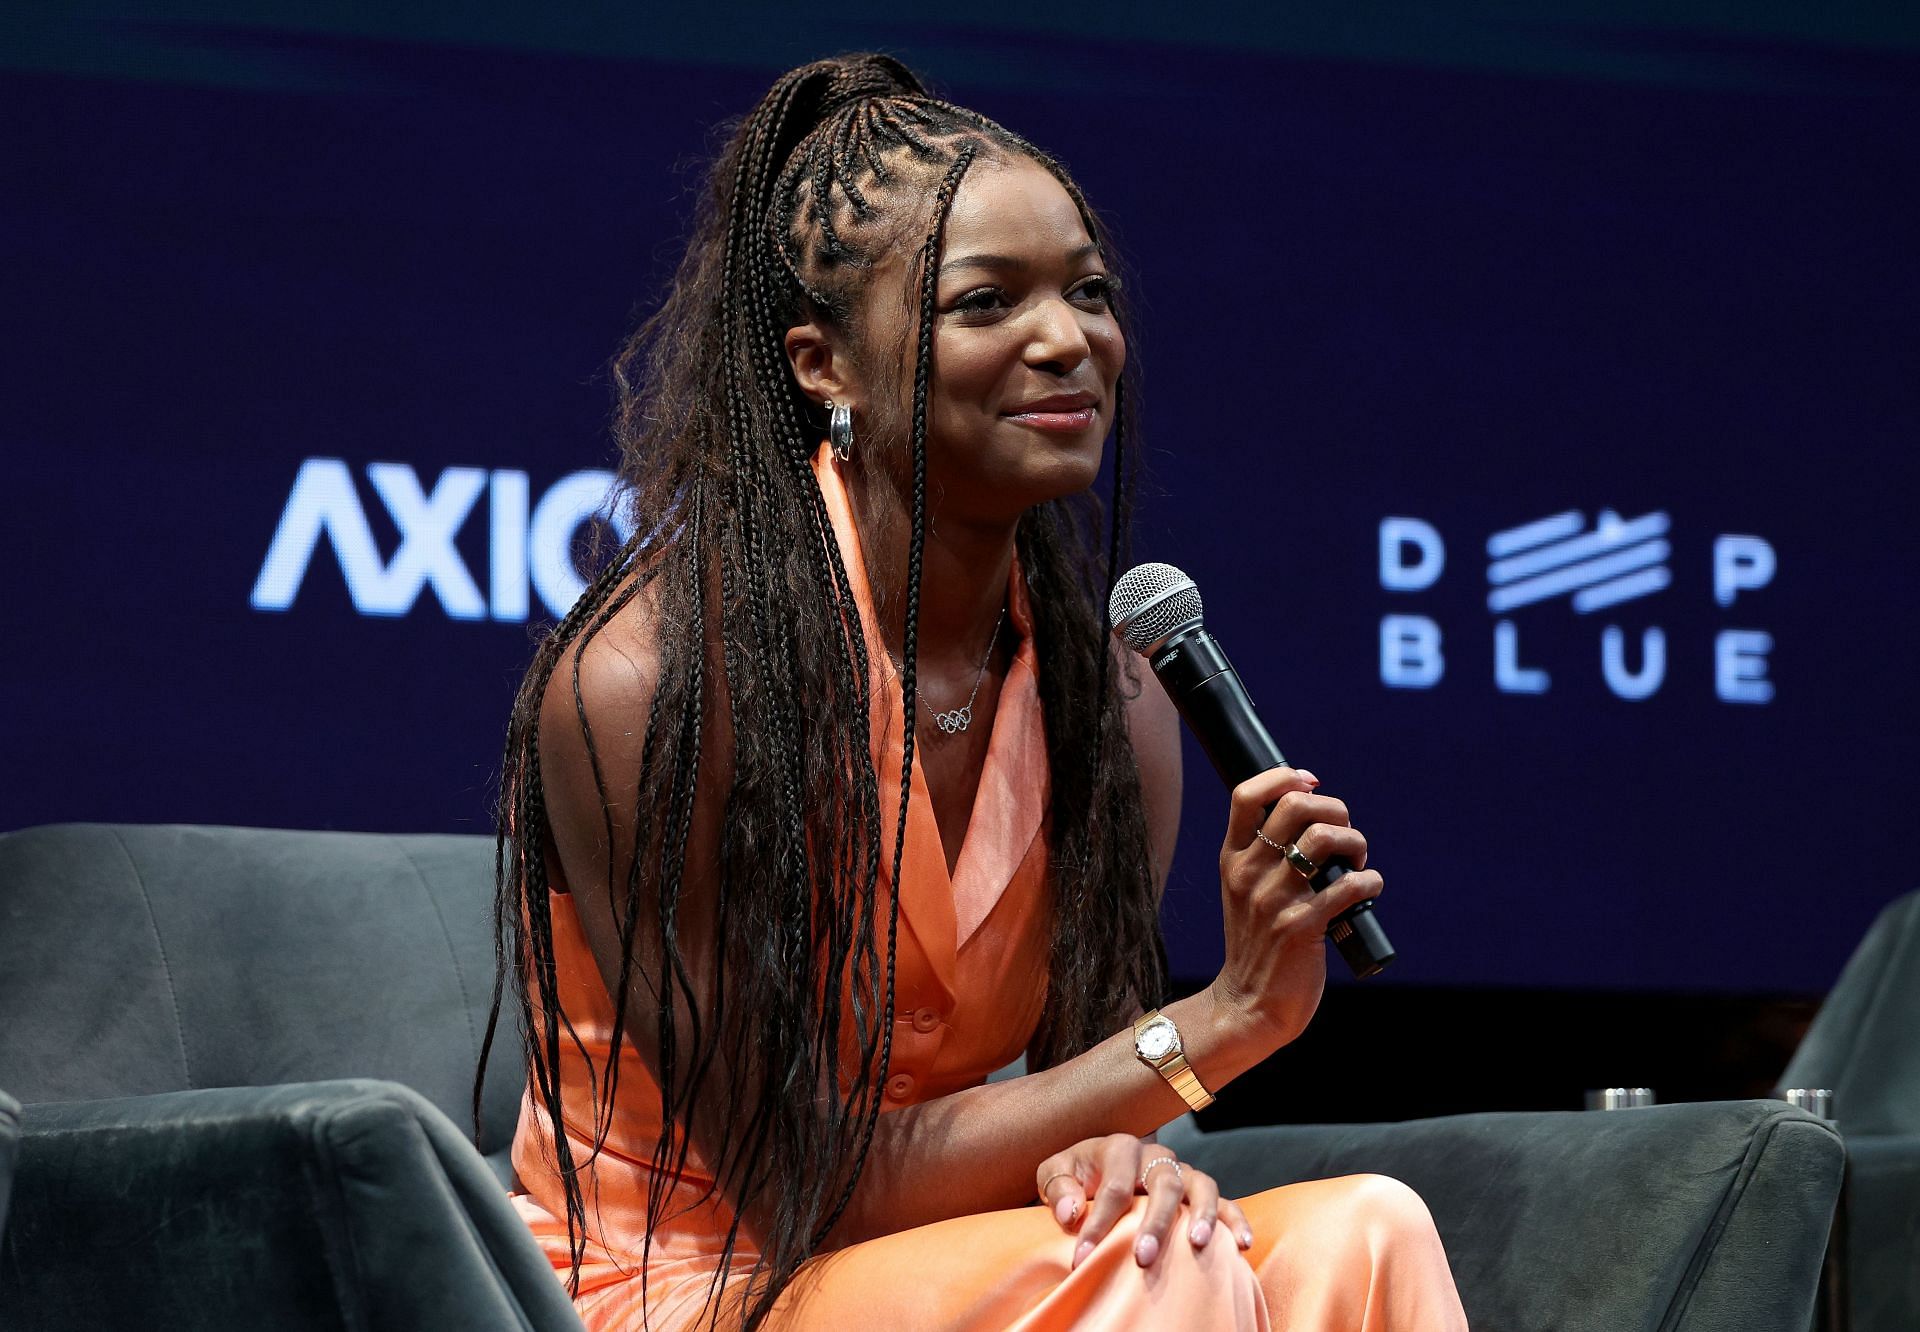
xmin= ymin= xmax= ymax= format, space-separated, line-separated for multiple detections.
xmin=948 ymin=287 xmax=1006 ymax=314
xmin=1074 ymin=275 xmax=1118 ymax=306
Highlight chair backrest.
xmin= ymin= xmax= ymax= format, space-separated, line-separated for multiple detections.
xmin=1779 ymin=888 xmax=1920 ymax=1137
xmin=0 ymin=823 xmax=524 ymax=1159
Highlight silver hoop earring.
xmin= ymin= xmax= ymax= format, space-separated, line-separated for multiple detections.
xmin=828 ymin=399 xmax=855 ymax=462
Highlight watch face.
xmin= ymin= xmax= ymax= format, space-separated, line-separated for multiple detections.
xmin=1137 ymin=1018 xmax=1178 ymax=1061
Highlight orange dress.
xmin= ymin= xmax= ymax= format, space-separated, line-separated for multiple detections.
xmin=508 ymin=443 xmax=1468 ymax=1331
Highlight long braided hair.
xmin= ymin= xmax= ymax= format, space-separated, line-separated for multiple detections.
xmin=477 ymin=53 xmax=1166 ymax=1330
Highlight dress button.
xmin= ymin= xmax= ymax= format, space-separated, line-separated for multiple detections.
xmin=912 ymin=1007 xmax=941 ymax=1034
xmin=885 ymin=1073 xmax=916 ymax=1102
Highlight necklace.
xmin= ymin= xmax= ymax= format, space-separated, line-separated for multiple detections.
xmin=922 ymin=606 xmax=1006 ymax=735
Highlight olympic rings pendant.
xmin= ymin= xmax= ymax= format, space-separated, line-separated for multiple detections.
xmin=932 ymin=705 xmax=974 ymax=735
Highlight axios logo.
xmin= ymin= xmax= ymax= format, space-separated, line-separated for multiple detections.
xmin=250 ymin=459 xmax=633 ymax=621
xmin=1377 ymin=509 xmax=1777 ymax=703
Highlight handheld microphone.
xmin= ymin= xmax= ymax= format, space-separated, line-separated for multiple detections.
xmin=1109 ymin=562 xmax=1396 ymax=979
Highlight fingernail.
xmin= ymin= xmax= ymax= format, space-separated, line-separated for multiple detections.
xmin=1054 ymin=1196 xmax=1078 ymax=1227
xmin=1190 ymin=1220 xmax=1213 ymax=1247
xmin=1073 ymin=1239 xmax=1094 ymax=1269
xmin=1134 ymin=1234 xmax=1159 ymax=1266
xmin=1297 ymin=769 xmax=1320 ymax=786
xmin=1238 ymin=1228 xmax=1254 ymax=1249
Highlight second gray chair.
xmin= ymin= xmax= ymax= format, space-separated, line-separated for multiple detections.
xmin=1778 ymin=887 xmax=1920 ymax=1332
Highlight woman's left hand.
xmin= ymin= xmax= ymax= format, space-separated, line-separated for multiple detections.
xmin=1035 ymin=1133 xmax=1255 ymax=1270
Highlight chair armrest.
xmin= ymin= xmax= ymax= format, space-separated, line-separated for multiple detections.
xmin=1842 ymin=1133 xmax=1920 ymax=1332
xmin=1164 ymin=1099 xmax=1842 ymax=1332
xmin=0 ymin=1088 xmax=19 ymax=1241
xmin=0 ymin=1079 xmax=581 ymax=1332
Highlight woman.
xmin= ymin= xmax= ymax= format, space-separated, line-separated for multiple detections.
xmin=483 ymin=53 xmax=1469 ymax=1331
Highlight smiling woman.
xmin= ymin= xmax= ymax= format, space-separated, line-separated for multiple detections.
xmin=481 ymin=52 xmax=1467 ymax=1331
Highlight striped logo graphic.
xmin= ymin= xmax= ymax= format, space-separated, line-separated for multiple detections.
xmin=1485 ymin=509 xmax=1671 ymax=614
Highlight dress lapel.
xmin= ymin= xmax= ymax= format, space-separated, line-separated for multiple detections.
xmin=807 ymin=443 xmax=1050 ymax=985
xmin=811 ymin=444 xmax=956 ymax=1002
xmin=949 ymin=568 xmax=1047 ymax=950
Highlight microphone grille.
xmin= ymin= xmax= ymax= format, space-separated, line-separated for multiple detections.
xmin=1109 ymin=562 xmax=1204 ymax=653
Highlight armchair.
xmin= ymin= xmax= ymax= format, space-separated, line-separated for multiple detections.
xmin=1163 ymin=1099 xmax=1841 ymax=1331
xmin=0 ymin=822 xmax=580 ymax=1331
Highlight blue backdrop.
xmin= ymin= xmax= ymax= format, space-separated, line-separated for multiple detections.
xmin=6 ymin=5 xmax=1916 ymax=992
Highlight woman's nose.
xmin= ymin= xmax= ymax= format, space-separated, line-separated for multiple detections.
xmin=1023 ymin=298 xmax=1093 ymax=372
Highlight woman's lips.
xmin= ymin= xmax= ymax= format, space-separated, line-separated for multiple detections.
xmin=1002 ymin=407 xmax=1099 ymax=432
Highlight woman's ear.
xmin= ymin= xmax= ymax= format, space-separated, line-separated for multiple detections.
xmin=784 ymin=320 xmax=850 ymax=408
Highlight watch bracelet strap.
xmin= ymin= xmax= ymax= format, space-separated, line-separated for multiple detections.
xmin=1161 ymin=1051 xmax=1216 ymax=1111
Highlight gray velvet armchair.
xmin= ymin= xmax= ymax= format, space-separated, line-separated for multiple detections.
xmin=0 ymin=823 xmax=582 ymax=1331
xmin=0 ymin=823 xmax=1846 ymax=1330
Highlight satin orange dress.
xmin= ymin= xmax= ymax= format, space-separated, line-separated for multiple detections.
xmin=508 ymin=443 xmax=1469 ymax=1331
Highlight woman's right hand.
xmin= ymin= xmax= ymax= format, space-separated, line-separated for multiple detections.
xmin=1036 ymin=1134 xmax=1254 ymax=1271
xmin=1210 ymin=766 xmax=1384 ymax=1053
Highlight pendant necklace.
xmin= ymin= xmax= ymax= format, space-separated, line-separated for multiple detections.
xmin=922 ymin=606 xmax=1006 ymax=736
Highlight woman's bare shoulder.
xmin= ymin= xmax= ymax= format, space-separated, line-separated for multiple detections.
xmin=537 ymin=569 xmax=667 ymax=768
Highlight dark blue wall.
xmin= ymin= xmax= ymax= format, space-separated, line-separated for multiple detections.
xmin=6 ymin=6 xmax=1916 ymax=992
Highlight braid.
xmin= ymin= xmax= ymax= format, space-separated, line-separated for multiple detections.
xmin=816 ymin=140 xmax=980 ymax=1241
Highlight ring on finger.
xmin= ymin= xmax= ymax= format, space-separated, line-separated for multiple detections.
xmin=1039 ymin=1171 xmax=1078 ymax=1202
xmin=1254 ymin=829 xmax=1321 ymax=881
xmin=1139 ymin=1155 xmax=1183 ymax=1191
xmin=1283 ymin=842 xmax=1320 ymax=880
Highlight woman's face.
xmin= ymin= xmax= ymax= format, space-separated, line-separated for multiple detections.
xmin=855 ymin=155 xmax=1127 ymax=525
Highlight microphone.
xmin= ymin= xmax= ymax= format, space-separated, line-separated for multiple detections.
xmin=1109 ymin=562 xmax=1396 ymax=979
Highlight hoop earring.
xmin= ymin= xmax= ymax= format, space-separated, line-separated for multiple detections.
xmin=828 ymin=399 xmax=856 ymax=462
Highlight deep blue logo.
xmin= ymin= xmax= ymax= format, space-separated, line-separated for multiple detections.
xmin=1378 ymin=511 xmax=1777 ymax=703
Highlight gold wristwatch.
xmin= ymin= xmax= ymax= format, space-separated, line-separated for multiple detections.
xmin=1133 ymin=1009 xmax=1215 ymax=1111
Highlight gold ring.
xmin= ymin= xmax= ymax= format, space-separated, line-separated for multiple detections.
xmin=1257 ymin=829 xmax=1319 ymax=880
xmin=1282 ymin=842 xmax=1320 ymax=880
xmin=1039 ymin=1171 xmax=1078 ymax=1202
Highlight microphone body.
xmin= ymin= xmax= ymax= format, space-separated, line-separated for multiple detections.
xmin=1148 ymin=625 xmax=1396 ymax=979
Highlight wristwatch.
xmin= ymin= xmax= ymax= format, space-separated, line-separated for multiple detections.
xmin=1133 ymin=1009 xmax=1215 ymax=1111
